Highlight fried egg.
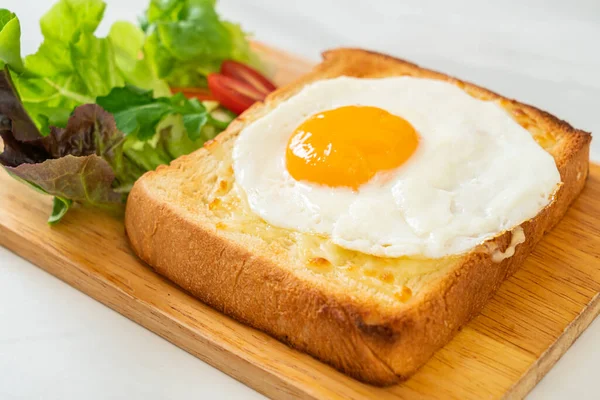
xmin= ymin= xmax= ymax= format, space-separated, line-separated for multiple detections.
xmin=232 ymin=77 xmax=561 ymax=258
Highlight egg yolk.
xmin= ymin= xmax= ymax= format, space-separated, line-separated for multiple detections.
xmin=286 ymin=106 xmax=419 ymax=189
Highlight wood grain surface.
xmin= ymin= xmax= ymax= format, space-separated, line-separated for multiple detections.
xmin=1 ymin=44 xmax=599 ymax=399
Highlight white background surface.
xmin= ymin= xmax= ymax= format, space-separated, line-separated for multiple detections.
xmin=1 ymin=0 xmax=599 ymax=398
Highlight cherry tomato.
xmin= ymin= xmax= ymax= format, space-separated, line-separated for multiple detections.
xmin=207 ymin=73 xmax=267 ymax=115
xmin=173 ymin=62 xmax=276 ymax=114
xmin=170 ymin=87 xmax=215 ymax=101
xmin=220 ymin=60 xmax=276 ymax=95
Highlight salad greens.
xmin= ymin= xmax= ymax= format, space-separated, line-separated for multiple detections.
xmin=16 ymin=0 xmax=123 ymax=134
xmin=96 ymin=86 xmax=208 ymax=141
xmin=108 ymin=21 xmax=170 ymax=97
xmin=143 ymin=0 xmax=260 ymax=88
xmin=0 ymin=0 xmax=255 ymax=223
xmin=0 ymin=10 xmax=23 ymax=72
xmin=1 ymin=104 xmax=129 ymax=211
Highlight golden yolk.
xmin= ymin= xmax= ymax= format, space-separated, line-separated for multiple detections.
xmin=286 ymin=106 xmax=419 ymax=189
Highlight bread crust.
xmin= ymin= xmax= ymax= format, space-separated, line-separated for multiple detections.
xmin=125 ymin=49 xmax=591 ymax=385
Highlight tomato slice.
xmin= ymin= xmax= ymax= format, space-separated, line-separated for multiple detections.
xmin=207 ymin=73 xmax=266 ymax=115
xmin=221 ymin=60 xmax=276 ymax=96
xmin=177 ymin=62 xmax=276 ymax=115
xmin=171 ymin=87 xmax=216 ymax=101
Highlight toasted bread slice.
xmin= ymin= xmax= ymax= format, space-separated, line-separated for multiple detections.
xmin=125 ymin=49 xmax=591 ymax=385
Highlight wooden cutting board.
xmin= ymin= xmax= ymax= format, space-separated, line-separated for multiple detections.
xmin=1 ymin=43 xmax=599 ymax=400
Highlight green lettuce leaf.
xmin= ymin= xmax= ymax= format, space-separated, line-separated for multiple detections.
xmin=96 ymin=85 xmax=208 ymax=140
xmin=108 ymin=21 xmax=170 ymax=97
xmin=114 ymin=112 xmax=215 ymax=176
xmin=17 ymin=0 xmax=124 ymax=133
xmin=39 ymin=0 xmax=105 ymax=42
xmin=0 ymin=9 xmax=24 ymax=72
xmin=143 ymin=0 xmax=260 ymax=87
xmin=49 ymin=196 xmax=72 ymax=224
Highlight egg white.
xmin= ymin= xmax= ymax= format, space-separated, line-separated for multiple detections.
xmin=232 ymin=77 xmax=561 ymax=258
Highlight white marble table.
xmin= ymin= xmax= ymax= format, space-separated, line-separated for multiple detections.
xmin=2 ymin=0 xmax=599 ymax=398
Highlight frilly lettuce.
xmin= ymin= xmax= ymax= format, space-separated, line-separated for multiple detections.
xmin=143 ymin=0 xmax=262 ymax=87
xmin=108 ymin=21 xmax=171 ymax=97
xmin=1 ymin=104 xmax=128 ymax=222
xmin=17 ymin=0 xmax=122 ymax=134
xmin=0 ymin=10 xmax=24 ymax=72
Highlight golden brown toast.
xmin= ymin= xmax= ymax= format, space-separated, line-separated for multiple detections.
xmin=125 ymin=49 xmax=591 ymax=385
